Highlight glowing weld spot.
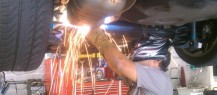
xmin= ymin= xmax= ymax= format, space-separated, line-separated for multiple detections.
xmin=104 ymin=16 xmax=115 ymax=24
xmin=77 ymin=25 xmax=91 ymax=37
xmin=59 ymin=10 xmax=71 ymax=26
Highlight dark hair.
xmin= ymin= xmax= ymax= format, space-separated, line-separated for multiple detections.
xmin=159 ymin=51 xmax=171 ymax=71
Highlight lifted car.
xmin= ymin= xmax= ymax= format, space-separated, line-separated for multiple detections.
xmin=67 ymin=0 xmax=217 ymax=67
xmin=0 ymin=0 xmax=216 ymax=71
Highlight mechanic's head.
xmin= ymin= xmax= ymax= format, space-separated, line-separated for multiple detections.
xmin=129 ymin=35 xmax=171 ymax=71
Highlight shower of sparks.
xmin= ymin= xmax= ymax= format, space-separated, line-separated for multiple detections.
xmin=49 ymin=22 xmax=90 ymax=95
xmin=80 ymin=61 xmax=84 ymax=94
xmin=48 ymin=26 xmax=130 ymax=95
xmin=58 ymin=26 xmax=89 ymax=95
xmin=84 ymin=44 xmax=95 ymax=93
xmin=49 ymin=9 xmax=95 ymax=95
xmin=122 ymin=35 xmax=130 ymax=54
xmin=102 ymin=29 xmax=119 ymax=49
xmin=102 ymin=29 xmax=130 ymax=54
xmin=49 ymin=9 xmax=130 ymax=95
xmin=59 ymin=10 xmax=71 ymax=26
xmin=48 ymin=8 xmax=99 ymax=95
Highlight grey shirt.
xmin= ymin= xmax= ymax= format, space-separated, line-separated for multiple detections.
xmin=127 ymin=63 xmax=173 ymax=95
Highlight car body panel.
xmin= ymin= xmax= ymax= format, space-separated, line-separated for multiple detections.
xmin=121 ymin=0 xmax=217 ymax=26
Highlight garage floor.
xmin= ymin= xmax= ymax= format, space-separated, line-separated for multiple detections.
xmin=0 ymin=61 xmax=45 ymax=95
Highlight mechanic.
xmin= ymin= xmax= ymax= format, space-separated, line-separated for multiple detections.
xmin=86 ymin=28 xmax=173 ymax=95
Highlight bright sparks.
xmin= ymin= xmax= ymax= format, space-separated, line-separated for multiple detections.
xmin=77 ymin=26 xmax=90 ymax=37
xmin=49 ymin=10 xmax=91 ymax=95
xmin=59 ymin=10 xmax=71 ymax=26
xmin=49 ymin=9 xmax=129 ymax=95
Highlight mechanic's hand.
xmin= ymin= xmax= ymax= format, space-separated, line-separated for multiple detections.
xmin=86 ymin=28 xmax=115 ymax=53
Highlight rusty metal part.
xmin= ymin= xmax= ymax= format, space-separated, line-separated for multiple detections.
xmin=67 ymin=0 xmax=136 ymax=26
xmin=121 ymin=0 xmax=217 ymax=25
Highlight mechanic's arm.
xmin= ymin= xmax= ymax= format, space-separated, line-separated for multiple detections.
xmin=87 ymin=28 xmax=136 ymax=82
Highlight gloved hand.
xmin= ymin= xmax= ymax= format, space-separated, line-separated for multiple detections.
xmin=86 ymin=28 xmax=115 ymax=53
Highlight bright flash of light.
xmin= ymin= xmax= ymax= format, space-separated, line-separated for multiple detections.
xmin=100 ymin=24 xmax=107 ymax=30
xmin=104 ymin=16 xmax=115 ymax=24
xmin=59 ymin=10 xmax=71 ymax=26
xmin=59 ymin=10 xmax=91 ymax=31
xmin=77 ymin=26 xmax=91 ymax=37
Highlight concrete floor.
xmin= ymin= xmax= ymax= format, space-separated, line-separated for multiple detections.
xmin=0 ymin=61 xmax=45 ymax=95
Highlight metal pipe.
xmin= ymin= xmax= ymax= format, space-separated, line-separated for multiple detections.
xmin=191 ymin=22 xmax=202 ymax=48
xmin=192 ymin=22 xmax=197 ymax=42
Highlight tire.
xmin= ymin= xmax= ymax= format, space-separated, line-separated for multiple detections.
xmin=174 ymin=20 xmax=217 ymax=66
xmin=0 ymin=0 xmax=52 ymax=71
xmin=175 ymin=42 xmax=217 ymax=66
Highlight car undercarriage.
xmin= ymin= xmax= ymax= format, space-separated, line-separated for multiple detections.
xmin=0 ymin=0 xmax=216 ymax=71
xmin=65 ymin=0 xmax=217 ymax=67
